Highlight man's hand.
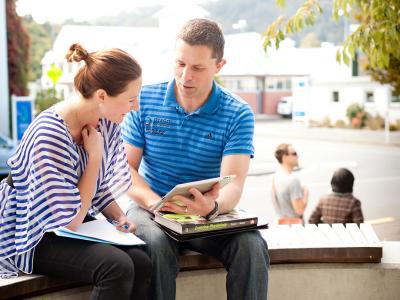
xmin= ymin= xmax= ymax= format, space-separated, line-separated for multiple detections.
xmin=160 ymin=183 xmax=220 ymax=217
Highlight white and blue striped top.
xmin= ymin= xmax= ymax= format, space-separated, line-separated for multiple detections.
xmin=0 ymin=107 xmax=131 ymax=279
xmin=121 ymin=80 xmax=254 ymax=196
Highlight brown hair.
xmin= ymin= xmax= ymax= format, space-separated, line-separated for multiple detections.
xmin=65 ymin=43 xmax=141 ymax=98
xmin=274 ymin=143 xmax=291 ymax=163
xmin=176 ymin=18 xmax=224 ymax=62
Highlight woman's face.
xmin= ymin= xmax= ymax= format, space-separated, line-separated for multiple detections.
xmin=100 ymin=77 xmax=142 ymax=124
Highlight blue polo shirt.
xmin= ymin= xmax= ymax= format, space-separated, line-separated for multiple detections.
xmin=121 ymin=79 xmax=254 ymax=196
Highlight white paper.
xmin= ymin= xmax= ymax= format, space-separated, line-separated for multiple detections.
xmin=54 ymin=219 xmax=145 ymax=246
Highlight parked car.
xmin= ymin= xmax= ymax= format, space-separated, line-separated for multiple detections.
xmin=277 ymin=96 xmax=293 ymax=118
xmin=0 ymin=133 xmax=16 ymax=176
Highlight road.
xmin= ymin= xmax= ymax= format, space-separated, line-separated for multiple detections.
xmin=240 ymin=120 xmax=400 ymax=239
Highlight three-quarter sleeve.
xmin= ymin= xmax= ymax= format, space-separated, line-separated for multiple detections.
xmin=1 ymin=121 xmax=82 ymax=278
xmin=91 ymin=123 xmax=132 ymax=213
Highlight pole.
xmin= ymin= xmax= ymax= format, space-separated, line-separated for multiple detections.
xmin=0 ymin=0 xmax=10 ymax=137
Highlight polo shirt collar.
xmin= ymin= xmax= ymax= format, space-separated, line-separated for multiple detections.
xmin=163 ymin=79 xmax=220 ymax=115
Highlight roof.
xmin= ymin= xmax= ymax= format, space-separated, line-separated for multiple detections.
xmin=45 ymin=25 xmax=353 ymax=85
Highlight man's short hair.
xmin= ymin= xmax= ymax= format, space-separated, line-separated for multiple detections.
xmin=331 ymin=168 xmax=354 ymax=193
xmin=176 ymin=18 xmax=225 ymax=62
xmin=274 ymin=143 xmax=290 ymax=164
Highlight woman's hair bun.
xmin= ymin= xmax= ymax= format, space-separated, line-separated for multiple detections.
xmin=65 ymin=43 xmax=90 ymax=63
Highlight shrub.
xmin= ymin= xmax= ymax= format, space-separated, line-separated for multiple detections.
xmin=334 ymin=119 xmax=347 ymax=128
xmin=35 ymin=88 xmax=64 ymax=115
xmin=365 ymin=114 xmax=385 ymax=130
xmin=390 ymin=119 xmax=400 ymax=131
xmin=346 ymin=103 xmax=367 ymax=128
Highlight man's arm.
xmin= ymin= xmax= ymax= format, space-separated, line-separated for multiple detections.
xmin=291 ymin=186 xmax=309 ymax=215
xmin=124 ymin=142 xmax=161 ymax=210
xmin=217 ymin=154 xmax=250 ymax=214
xmin=161 ymin=154 xmax=250 ymax=217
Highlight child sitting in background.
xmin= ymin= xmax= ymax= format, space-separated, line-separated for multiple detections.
xmin=309 ymin=168 xmax=364 ymax=224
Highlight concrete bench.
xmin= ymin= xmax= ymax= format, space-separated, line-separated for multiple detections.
xmin=2 ymin=243 xmax=400 ymax=300
xmin=0 ymin=251 xmax=224 ymax=300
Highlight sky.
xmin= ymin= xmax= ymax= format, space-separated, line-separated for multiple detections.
xmin=16 ymin=0 xmax=211 ymax=24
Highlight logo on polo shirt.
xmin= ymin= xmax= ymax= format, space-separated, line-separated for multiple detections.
xmin=145 ymin=116 xmax=171 ymax=135
xmin=205 ymin=132 xmax=214 ymax=140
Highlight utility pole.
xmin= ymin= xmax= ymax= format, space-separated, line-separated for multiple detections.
xmin=0 ymin=0 xmax=10 ymax=137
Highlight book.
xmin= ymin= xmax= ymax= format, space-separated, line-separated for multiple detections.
xmin=158 ymin=219 xmax=269 ymax=242
xmin=53 ymin=219 xmax=146 ymax=246
xmin=151 ymin=175 xmax=236 ymax=211
xmin=154 ymin=208 xmax=258 ymax=235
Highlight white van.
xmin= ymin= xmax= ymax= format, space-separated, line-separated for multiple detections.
xmin=277 ymin=96 xmax=293 ymax=118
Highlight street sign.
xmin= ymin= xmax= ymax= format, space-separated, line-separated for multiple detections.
xmin=12 ymin=96 xmax=34 ymax=142
xmin=292 ymin=77 xmax=310 ymax=127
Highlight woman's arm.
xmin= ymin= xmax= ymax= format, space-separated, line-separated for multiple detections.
xmin=66 ymin=126 xmax=103 ymax=231
xmin=102 ymin=201 xmax=137 ymax=233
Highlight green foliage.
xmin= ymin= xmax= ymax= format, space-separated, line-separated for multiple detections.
xmin=367 ymin=55 xmax=400 ymax=96
xmin=6 ymin=0 xmax=30 ymax=95
xmin=263 ymin=0 xmax=400 ymax=84
xmin=346 ymin=103 xmax=367 ymax=128
xmin=334 ymin=119 xmax=347 ymax=128
xmin=262 ymin=0 xmax=322 ymax=51
xmin=35 ymin=88 xmax=64 ymax=115
xmin=22 ymin=16 xmax=53 ymax=81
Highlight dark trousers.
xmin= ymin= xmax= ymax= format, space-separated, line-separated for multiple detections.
xmin=33 ymin=230 xmax=152 ymax=300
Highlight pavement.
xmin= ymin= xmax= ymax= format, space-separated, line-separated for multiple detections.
xmin=254 ymin=115 xmax=400 ymax=146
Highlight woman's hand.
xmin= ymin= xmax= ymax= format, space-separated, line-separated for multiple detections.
xmin=115 ymin=215 xmax=137 ymax=234
xmin=82 ymin=125 xmax=103 ymax=162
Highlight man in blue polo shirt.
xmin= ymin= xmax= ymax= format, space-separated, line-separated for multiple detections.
xmin=122 ymin=18 xmax=269 ymax=300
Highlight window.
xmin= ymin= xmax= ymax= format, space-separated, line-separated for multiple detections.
xmin=332 ymin=91 xmax=339 ymax=102
xmin=266 ymin=77 xmax=292 ymax=91
xmin=237 ymin=80 xmax=243 ymax=90
xmin=366 ymin=91 xmax=374 ymax=103
xmin=286 ymin=79 xmax=292 ymax=90
xmin=392 ymin=91 xmax=400 ymax=103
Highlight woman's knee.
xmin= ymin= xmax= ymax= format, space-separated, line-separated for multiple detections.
xmin=95 ymin=250 xmax=135 ymax=283
xmin=126 ymin=247 xmax=153 ymax=279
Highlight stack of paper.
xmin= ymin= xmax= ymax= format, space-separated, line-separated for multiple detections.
xmin=54 ymin=219 xmax=145 ymax=246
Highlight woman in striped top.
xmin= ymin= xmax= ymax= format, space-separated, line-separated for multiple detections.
xmin=0 ymin=44 xmax=152 ymax=299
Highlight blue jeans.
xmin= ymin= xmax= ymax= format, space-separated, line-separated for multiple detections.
xmin=127 ymin=203 xmax=269 ymax=300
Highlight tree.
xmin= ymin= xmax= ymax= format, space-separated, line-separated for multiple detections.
xmin=6 ymin=0 xmax=30 ymax=95
xmin=262 ymin=0 xmax=400 ymax=91
xmin=22 ymin=15 xmax=53 ymax=81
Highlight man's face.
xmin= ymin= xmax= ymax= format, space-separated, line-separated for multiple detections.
xmin=284 ymin=145 xmax=299 ymax=167
xmin=174 ymin=39 xmax=225 ymax=103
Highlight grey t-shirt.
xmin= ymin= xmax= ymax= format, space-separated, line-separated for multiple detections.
xmin=272 ymin=167 xmax=304 ymax=218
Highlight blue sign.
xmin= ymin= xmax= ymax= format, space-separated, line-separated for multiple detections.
xmin=14 ymin=99 xmax=33 ymax=141
xmin=293 ymin=111 xmax=306 ymax=117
